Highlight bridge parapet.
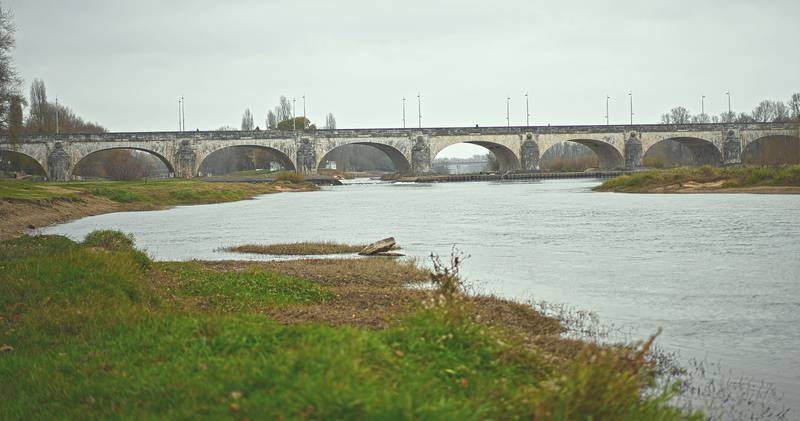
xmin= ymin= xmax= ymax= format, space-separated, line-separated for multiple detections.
xmin=1 ymin=122 xmax=797 ymax=179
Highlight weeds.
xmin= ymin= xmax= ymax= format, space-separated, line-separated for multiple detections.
xmin=596 ymin=164 xmax=800 ymax=192
xmin=429 ymin=247 xmax=470 ymax=301
xmin=273 ymin=171 xmax=305 ymax=184
xmin=225 ymin=242 xmax=366 ymax=256
xmin=0 ymin=233 xmax=706 ymax=419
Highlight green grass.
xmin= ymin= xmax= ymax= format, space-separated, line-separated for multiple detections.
xmin=0 ymin=178 xmax=318 ymax=205
xmin=225 ymin=242 xmax=367 ymax=255
xmin=596 ymin=164 xmax=800 ymax=192
xmin=0 ymin=233 xmax=703 ymax=420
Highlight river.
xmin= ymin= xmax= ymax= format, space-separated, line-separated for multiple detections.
xmin=42 ymin=179 xmax=800 ymax=412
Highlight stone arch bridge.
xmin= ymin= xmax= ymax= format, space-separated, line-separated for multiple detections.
xmin=2 ymin=123 xmax=798 ymax=181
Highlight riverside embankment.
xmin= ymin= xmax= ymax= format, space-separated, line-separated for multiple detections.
xmin=0 ymin=177 xmax=317 ymax=241
xmin=0 ymin=230 xmax=702 ymax=419
xmin=39 ymin=178 xmax=799 ymax=415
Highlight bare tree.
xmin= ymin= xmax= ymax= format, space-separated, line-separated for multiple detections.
xmin=241 ymin=108 xmax=254 ymax=131
xmin=790 ymin=93 xmax=800 ymax=121
xmin=28 ymin=79 xmax=49 ymax=132
xmin=277 ymin=96 xmax=292 ymax=122
xmin=266 ymin=110 xmax=277 ymax=129
xmin=325 ymin=112 xmax=336 ymax=129
xmin=773 ymin=102 xmax=790 ymax=122
xmin=0 ymin=4 xmax=21 ymax=134
xmin=691 ymin=113 xmax=710 ymax=124
xmin=719 ymin=111 xmax=736 ymax=123
xmin=735 ymin=112 xmax=755 ymax=123
xmin=660 ymin=106 xmax=692 ymax=124
xmin=7 ymin=93 xmax=22 ymax=142
xmin=751 ymin=100 xmax=779 ymax=123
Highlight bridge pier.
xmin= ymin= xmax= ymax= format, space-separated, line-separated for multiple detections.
xmin=297 ymin=137 xmax=317 ymax=175
xmin=174 ymin=140 xmax=197 ymax=178
xmin=520 ymin=134 xmax=540 ymax=170
xmin=411 ymin=136 xmax=431 ymax=175
xmin=624 ymin=132 xmax=643 ymax=169
xmin=47 ymin=142 xmax=71 ymax=181
xmin=722 ymin=129 xmax=742 ymax=165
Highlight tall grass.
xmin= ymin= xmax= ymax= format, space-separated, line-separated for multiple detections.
xmin=596 ymin=164 xmax=800 ymax=192
xmin=225 ymin=242 xmax=366 ymax=255
xmin=0 ymin=233 xmax=704 ymax=419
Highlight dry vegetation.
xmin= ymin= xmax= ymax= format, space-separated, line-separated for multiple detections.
xmin=595 ymin=165 xmax=800 ymax=193
xmin=0 ymin=232 xmax=703 ymax=419
xmin=225 ymin=242 xmax=366 ymax=256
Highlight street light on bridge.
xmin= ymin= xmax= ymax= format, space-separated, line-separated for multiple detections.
xmin=605 ymin=95 xmax=610 ymax=125
xmin=628 ymin=92 xmax=633 ymax=125
xmin=506 ymin=97 xmax=510 ymax=127
xmin=402 ymin=97 xmax=406 ymax=129
xmin=525 ymin=93 xmax=530 ymax=126
xmin=417 ymin=93 xmax=422 ymax=128
xmin=726 ymin=91 xmax=732 ymax=116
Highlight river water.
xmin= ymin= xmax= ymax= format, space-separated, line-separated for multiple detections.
xmin=43 ymin=179 xmax=800 ymax=411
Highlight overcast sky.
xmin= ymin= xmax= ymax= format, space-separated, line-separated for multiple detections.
xmin=7 ymin=0 xmax=800 ymax=136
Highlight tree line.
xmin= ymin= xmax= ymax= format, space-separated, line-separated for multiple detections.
xmin=239 ymin=96 xmax=337 ymax=131
xmin=0 ymin=5 xmax=106 ymax=144
xmin=660 ymin=93 xmax=800 ymax=124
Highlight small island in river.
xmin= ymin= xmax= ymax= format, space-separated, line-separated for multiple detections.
xmin=594 ymin=165 xmax=800 ymax=194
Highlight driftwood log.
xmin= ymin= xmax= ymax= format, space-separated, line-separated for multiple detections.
xmin=359 ymin=237 xmax=396 ymax=255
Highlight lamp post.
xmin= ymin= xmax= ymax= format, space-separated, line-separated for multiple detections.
xmin=55 ymin=96 xmax=59 ymax=134
xmin=605 ymin=95 xmax=610 ymax=125
xmin=302 ymin=95 xmax=306 ymax=129
xmin=178 ymin=97 xmax=182 ymax=131
xmin=726 ymin=91 xmax=731 ymax=116
xmin=628 ymin=92 xmax=633 ymax=125
xmin=701 ymin=95 xmax=706 ymax=116
xmin=292 ymin=98 xmax=296 ymax=132
xmin=402 ymin=97 xmax=406 ymax=128
xmin=525 ymin=93 xmax=530 ymax=126
xmin=417 ymin=93 xmax=421 ymax=128
xmin=181 ymin=95 xmax=185 ymax=131
xmin=506 ymin=97 xmax=510 ymax=127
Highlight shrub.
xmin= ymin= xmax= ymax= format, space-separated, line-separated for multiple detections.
xmin=83 ymin=230 xmax=151 ymax=270
xmin=83 ymin=230 xmax=135 ymax=250
xmin=273 ymin=171 xmax=305 ymax=184
xmin=89 ymin=187 xmax=144 ymax=203
xmin=171 ymin=189 xmax=201 ymax=201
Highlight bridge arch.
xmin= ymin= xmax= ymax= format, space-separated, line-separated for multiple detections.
xmin=642 ymin=137 xmax=722 ymax=167
xmin=317 ymin=142 xmax=410 ymax=173
xmin=432 ymin=140 xmax=521 ymax=172
xmin=742 ymin=134 xmax=800 ymax=165
xmin=0 ymin=149 xmax=48 ymax=178
xmin=541 ymin=139 xmax=624 ymax=169
xmin=71 ymin=147 xmax=176 ymax=179
xmin=198 ymin=145 xmax=296 ymax=176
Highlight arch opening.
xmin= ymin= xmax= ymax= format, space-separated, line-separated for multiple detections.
xmin=72 ymin=148 xmax=174 ymax=180
xmin=742 ymin=135 xmax=800 ymax=165
xmin=543 ymin=139 xmax=623 ymax=170
xmin=0 ymin=149 xmax=47 ymax=179
xmin=643 ymin=137 xmax=722 ymax=168
xmin=199 ymin=145 xmax=295 ymax=176
xmin=318 ymin=143 xmax=410 ymax=175
xmin=432 ymin=142 xmax=519 ymax=174
xmin=540 ymin=142 xmax=599 ymax=172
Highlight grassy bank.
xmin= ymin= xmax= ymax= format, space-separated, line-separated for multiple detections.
xmin=0 ymin=231 xmax=701 ymax=419
xmin=225 ymin=242 xmax=367 ymax=255
xmin=0 ymin=178 xmax=317 ymax=241
xmin=595 ymin=165 xmax=800 ymax=193
xmin=0 ymin=177 xmax=316 ymax=204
